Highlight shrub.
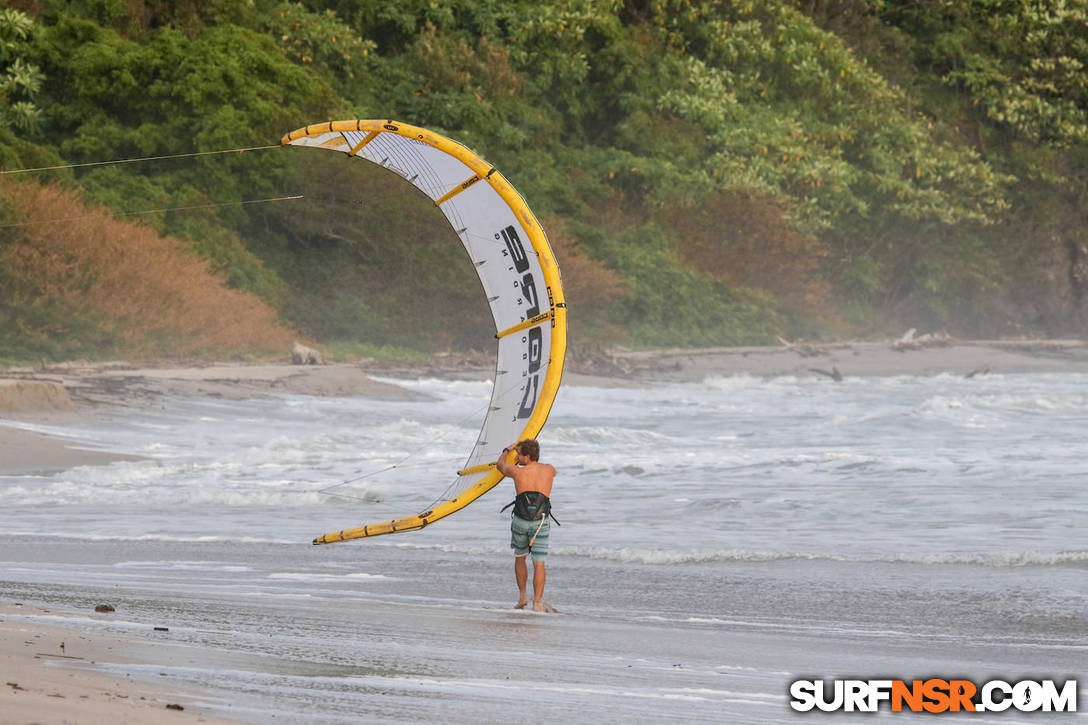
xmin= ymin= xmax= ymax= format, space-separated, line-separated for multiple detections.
xmin=0 ymin=179 xmax=296 ymax=360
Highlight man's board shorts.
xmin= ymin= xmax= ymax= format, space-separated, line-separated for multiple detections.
xmin=510 ymin=514 xmax=550 ymax=562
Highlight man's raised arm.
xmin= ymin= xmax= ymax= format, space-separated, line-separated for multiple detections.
xmin=496 ymin=444 xmax=517 ymax=478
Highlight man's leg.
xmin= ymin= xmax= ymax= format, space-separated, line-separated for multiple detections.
xmin=532 ymin=561 xmax=546 ymax=611
xmin=514 ymin=554 xmax=529 ymax=609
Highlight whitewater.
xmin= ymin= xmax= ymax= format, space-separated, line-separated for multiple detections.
xmin=1 ymin=372 xmax=1085 ymax=722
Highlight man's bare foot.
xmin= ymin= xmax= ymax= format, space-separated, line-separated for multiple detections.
xmin=533 ymin=599 xmax=558 ymax=613
xmin=515 ymin=597 xmax=528 ymax=609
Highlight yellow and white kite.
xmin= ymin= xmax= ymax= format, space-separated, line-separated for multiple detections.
xmin=281 ymin=120 xmax=567 ymax=544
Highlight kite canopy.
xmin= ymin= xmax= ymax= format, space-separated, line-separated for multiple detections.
xmin=281 ymin=120 xmax=567 ymax=544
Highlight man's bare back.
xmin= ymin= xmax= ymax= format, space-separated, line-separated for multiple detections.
xmin=509 ymin=460 xmax=555 ymax=496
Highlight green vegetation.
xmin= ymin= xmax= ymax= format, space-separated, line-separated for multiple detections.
xmin=2 ymin=0 xmax=1087 ymax=362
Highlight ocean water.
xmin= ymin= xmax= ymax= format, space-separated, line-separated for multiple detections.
xmin=1 ymin=372 xmax=1085 ymax=722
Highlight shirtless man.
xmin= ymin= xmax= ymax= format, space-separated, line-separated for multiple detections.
xmin=496 ymin=438 xmax=556 ymax=612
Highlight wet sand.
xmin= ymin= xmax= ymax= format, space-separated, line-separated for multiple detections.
xmin=0 ymin=603 xmax=248 ymax=725
xmin=0 ymin=425 xmax=144 ymax=474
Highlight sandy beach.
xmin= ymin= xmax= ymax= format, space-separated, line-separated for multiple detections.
xmin=581 ymin=337 xmax=1088 ymax=379
xmin=1 ymin=602 xmax=246 ymax=725
xmin=1 ymin=338 xmax=1086 ymax=723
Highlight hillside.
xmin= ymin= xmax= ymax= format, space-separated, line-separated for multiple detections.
xmin=2 ymin=1 xmax=1086 ymax=362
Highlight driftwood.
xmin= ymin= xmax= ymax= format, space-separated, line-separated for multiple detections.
xmin=809 ymin=366 xmax=843 ymax=381
xmin=892 ymin=329 xmax=955 ymax=352
xmin=567 ymin=343 xmax=635 ymax=377
xmin=778 ymin=337 xmax=828 ymax=358
xmin=291 ymin=341 xmax=324 ymax=365
xmin=965 ymin=363 xmax=992 ymax=379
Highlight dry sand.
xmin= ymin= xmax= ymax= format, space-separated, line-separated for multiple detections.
xmin=2 ymin=338 xmax=1086 ymax=723
xmin=582 ymin=338 xmax=1088 ymax=381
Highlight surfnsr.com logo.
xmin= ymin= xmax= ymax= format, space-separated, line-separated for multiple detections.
xmin=789 ymin=678 xmax=1078 ymax=713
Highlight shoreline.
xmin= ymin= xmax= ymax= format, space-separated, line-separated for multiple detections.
xmin=1 ymin=338 xmax=1086 ymax=473
xmin=0 ymin=339 xmax=1086 ymax=465
xmin=0 ymin=337 xmax=1085 ymax=413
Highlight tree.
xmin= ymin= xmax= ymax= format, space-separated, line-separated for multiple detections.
xmin=0 ymin=9 xmax=44 ymax=132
